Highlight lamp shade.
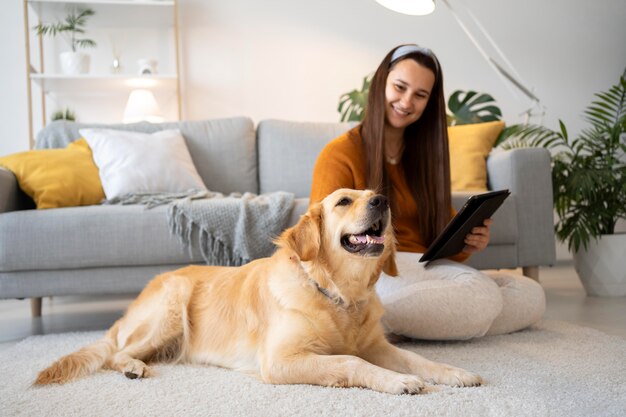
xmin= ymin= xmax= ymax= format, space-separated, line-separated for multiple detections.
xmin=123 ymin=89 xmax=163 ymax=123
xmin=375 ymin=0 xmax=435 ymax=16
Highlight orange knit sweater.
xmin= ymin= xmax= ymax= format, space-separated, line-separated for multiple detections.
xmin=310 ymin=128 xmax=469 ymax=262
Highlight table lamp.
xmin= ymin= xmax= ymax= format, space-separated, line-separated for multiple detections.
xmin=123 ymin=89 xmax=163 ymax=123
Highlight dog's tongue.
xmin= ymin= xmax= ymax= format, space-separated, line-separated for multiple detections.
xmin=349 ymin=234 xmax=384 ymax=245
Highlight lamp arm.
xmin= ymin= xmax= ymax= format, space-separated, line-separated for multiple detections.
xmin=441 ymin=0 xmax=540 ymax=104
xmin=488 ymin=58 xmax=539 ymax=102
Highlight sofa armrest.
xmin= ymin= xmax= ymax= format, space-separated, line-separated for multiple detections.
xmin=0 ymin=168 xmax=34 ymax=213
xmin=487 ymin=148 xmax=556 ymax=267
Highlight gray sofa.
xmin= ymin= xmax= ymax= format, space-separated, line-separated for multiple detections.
xmin=0 ymin=117 xmax=556 ymax=315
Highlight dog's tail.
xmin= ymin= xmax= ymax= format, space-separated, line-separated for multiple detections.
xmin=34 ymin=338 xmax=115 ymax=385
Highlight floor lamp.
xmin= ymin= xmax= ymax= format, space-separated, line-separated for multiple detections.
xmin=375 ymin=0 xmax=545 ymax=124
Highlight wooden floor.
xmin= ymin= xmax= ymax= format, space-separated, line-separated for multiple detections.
xmin=0 ymin=261 xmax=624 ymax=351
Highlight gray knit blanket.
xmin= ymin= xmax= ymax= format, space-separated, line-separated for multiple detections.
xmin=105 ymin=190 xmax=295 ymax=266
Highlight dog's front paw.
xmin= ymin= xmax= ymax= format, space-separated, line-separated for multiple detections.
xmin=385 ymin=374 xmax=426 ymax=395
xmin=431 ymin=365 xmax=482 ymax=387
xmin=122 ymin=359 xmax=151 ymax=380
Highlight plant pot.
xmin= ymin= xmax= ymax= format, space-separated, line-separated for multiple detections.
xmin=573 ymin=234 xmax=626 ymax=297
xmin=60 ymin=51 xmax=90 ymax=75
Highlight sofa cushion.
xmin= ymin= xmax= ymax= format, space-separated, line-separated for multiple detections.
xmin=0 ymin=205 xmax=205 ymax=272
xmin=257 ymin=120 xmax=355 ymax=197
xmin=448 ymin=121 xmax=505 ymax=191
xmin=0 ymin=193 xmax=514 ymax=273
xmin=0 ymin=139 xmax=104 ymax=209
xmin=36 ymin=117 xmax=258 ymax=195
xmin=80 ymin=128 xmax=207 ymax=199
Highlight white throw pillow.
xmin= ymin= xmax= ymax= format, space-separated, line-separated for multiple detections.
xmin=80 ymin=128 xmax=207 ymax=199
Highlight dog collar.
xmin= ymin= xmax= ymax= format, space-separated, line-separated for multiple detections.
xmin=311 ymin=280 xmax=345 ymax=307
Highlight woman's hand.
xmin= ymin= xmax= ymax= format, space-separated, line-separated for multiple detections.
xmin=463 ymin=218 xmax=492 ymax=254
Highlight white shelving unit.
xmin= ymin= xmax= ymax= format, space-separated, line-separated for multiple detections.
xmin=29 ymin=73 xmax=179 ymax=93
xmin=24 ymin=0 xmax=182 ymax=148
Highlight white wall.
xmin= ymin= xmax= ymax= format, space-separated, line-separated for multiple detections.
xmin=177 ymin=0 xmax=626 ymax=134
xmin=0 ymin=0 xmax=29 ymax=155
xmin=3 ymin=0 xmax=625 ymax=153
xmin=1 ymin=0 xmax=625 ymax=259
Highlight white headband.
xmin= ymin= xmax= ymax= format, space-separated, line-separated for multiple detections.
xmin=391 ymin=44 xmax=436 ymax=63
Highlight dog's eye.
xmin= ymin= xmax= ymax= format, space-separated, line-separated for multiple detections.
xmin=336 ymin=197 xmax=352 ymax=206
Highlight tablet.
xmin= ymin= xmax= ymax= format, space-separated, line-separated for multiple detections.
xmin=419 ymin=189 xmax=510 ymax=266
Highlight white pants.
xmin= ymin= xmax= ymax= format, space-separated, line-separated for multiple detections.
xmin=375 ymin=252 xmax=546 ymax=340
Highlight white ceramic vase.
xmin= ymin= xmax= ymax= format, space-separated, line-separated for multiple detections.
xmin=573 ymin=234 xmax=626 ymax=297
xmin=60 ymin=51 xmax=90 ymax=75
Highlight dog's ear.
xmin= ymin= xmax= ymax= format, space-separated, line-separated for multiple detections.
xmin=276 ymin=203 xmax=322 ymax=261
xmin=382 ymin=240 xmax=398 ymax=277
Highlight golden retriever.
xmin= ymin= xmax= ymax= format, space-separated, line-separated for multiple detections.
xmin=35 ymin=188 xmax=482 ymax=394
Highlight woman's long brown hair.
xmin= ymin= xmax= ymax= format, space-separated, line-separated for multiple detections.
xmin=357 ymin=44 xmax=451 ymax=246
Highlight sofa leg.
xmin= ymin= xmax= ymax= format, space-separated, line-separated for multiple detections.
xmin=522 ymin=266 xmax=539 ymax=282
xmin=31 ymin=297 xmax=42 ymax=317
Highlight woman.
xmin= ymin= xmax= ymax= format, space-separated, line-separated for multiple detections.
xmin=310 ymin=44 xmax=545 ymax=340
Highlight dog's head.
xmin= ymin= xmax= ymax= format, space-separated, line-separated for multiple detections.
xmin=277 ymin=189 xmax=398 ymax=286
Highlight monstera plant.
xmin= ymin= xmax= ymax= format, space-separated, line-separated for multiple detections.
xmin=338 ymin=74 xmax=372 ymax=122
xmin=446 ymin=90 xmax=502 ymax=126
xmin=498 ymin=68 xmax=626 ymax=296
xmin=338 ymin=75 xmax=501 ymax=126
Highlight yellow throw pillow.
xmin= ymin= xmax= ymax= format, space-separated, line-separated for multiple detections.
xmin=448 ymin=121 xmax=505 ymax=191
xmin=0 ymin=139 xmax=105 ymax=209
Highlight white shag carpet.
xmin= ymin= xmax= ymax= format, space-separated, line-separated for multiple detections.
xmin=0 ymin=320 xmax=624 ymax=417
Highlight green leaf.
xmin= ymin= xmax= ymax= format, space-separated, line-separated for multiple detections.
xmin=33 ymin=8 xmax=96 ymax=51
xmin=76 ymin=39 xmax=96 ymax=48
xmin=558 ymin=120 xmax=568 ymax=140
xmin=447 ymin=90 xmax=502 ymax=126
xmin=337 ymin=74 xmax=372 ymax=122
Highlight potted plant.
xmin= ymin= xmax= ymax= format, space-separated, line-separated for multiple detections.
xmin=51 ymin=108 xmax=76 ymax=122
xmin=498 ymin=68 xmax=626 ymax=296
xmin=34 ymin=8 xmax=97 ymax=75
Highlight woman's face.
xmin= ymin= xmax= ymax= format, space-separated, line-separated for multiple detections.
xmin=384 ymin=58 xmax=436 ymax=132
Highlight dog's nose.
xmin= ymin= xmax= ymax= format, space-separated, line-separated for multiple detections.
xmin=368 ymin=195 xmax=388 ymax=211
